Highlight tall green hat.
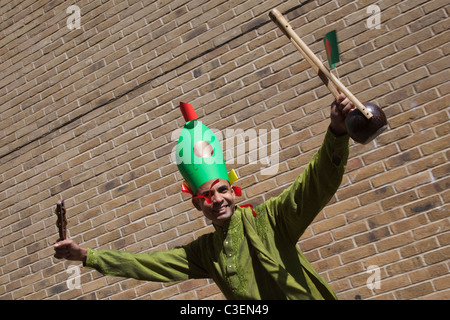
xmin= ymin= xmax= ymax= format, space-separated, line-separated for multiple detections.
xmin=176 ymin=102 xmax=238 ymax=195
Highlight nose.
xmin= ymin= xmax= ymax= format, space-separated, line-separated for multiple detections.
xmin=211 ymin=191 xmax=224 ymax=205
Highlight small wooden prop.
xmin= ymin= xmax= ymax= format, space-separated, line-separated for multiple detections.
xmin=55 ymin=200 xmax=67 ymax=242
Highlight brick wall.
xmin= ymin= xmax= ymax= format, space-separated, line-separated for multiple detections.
xmin=0 ymin=0 xmax=448 ymax=300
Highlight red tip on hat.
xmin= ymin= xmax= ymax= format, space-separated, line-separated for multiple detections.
xmin=180 ymin=102 xmax=198 ymax=122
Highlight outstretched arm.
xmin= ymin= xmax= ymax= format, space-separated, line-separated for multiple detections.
xmin=53 ymin=237 xmax=209 ymax=282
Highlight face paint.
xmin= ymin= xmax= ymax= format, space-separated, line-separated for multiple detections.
xmin=192 ymin=179 xmax=220 ymax=204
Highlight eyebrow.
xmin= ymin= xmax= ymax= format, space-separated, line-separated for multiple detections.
xmin=217 ymin=185 xmax=229 ymax=192
xmin=201 ymin=184 xmax=228 ymax=196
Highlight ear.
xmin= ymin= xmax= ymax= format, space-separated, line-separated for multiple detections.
xmin=192 ymin=197 xmax=202 ymax=211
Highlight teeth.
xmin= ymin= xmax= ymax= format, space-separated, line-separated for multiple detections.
xmin=214 ymin=205 xmax=228 ymax=213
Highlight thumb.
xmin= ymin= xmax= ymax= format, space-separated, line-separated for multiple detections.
xmin=54 ymin=238 xmax=72 ymax=248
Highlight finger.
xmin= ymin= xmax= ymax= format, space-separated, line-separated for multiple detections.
xmin=344 ymin=99 xmax=358 ymax=114
xmin=54 ymin=241 xmax=62 ymax=249
xmin=55 ymin=238 xmax=72 ymax=247
xmin=54 ymin=247 xmax=68 ymax=256
xmin=54 ymin=241 xmax=68 ymax=249
xmin=340 ymin=97 xmax=350 ymax=107
xmin=342 ymin=103 xmax=354 ymax=115
xmin=54 ymin=251 xmax=67 ymax=259
xmin=331 ymin=93 xmax=344 ymax=107
xmin=337 ymin=93 xmax=346 ymax=104
xmin=330 ymin=99 xmax=338 ymax=109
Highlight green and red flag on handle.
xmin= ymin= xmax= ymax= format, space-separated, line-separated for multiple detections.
xmin=323 ymin=30 xmax=340 ymax=69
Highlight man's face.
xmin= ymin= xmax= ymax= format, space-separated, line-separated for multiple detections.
xmin=192 ymin=179 xmax=236 ymax=227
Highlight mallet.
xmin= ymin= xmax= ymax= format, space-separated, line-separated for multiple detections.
xmin=269 ymin=8 xmax=387 ymax=144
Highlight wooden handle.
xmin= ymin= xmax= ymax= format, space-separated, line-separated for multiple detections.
xmin=269 ymin=8 xmax=373 ymax=119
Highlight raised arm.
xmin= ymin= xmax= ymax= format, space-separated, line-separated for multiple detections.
xmin=262 ymin=94 xmax=354 ymax=244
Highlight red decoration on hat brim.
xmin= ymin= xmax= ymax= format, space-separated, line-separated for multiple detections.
xmin=232 ymin=186 xmax=242 ymax=197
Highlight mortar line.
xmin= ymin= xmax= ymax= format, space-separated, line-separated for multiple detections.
xmin=1 ymin=3 xmax=309 ymax=160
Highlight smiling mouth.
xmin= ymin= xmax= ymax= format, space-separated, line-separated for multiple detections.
xmin=213 ymin=205 xmax=229 ymax=215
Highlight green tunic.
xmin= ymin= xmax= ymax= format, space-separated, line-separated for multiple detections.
xmin=85 ymin=129 xmax=349 ymax=300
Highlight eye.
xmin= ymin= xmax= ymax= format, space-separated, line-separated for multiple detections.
xmin=218 ymin=186 xmax=228 ymax=193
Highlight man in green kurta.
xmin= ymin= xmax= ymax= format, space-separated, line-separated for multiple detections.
xmin=54 ymin=93 xmax=355 ymax=300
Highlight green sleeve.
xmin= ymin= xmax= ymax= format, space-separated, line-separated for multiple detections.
xmin=84 ymin=240 xmax=210 ymax=282
xmin=261 ymin=128 xmax=349 ymax=244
